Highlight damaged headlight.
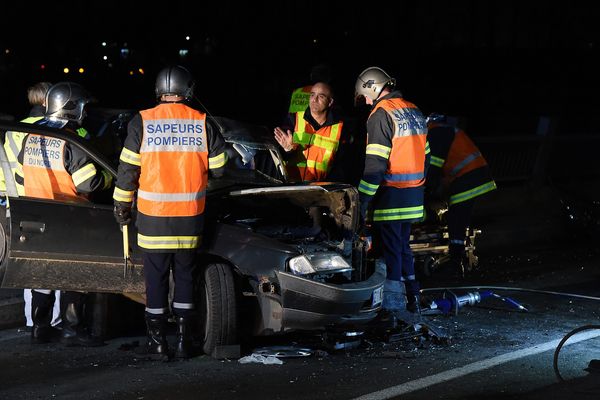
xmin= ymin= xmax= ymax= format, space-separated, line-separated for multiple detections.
xmin=288 ymin=253 xmax=353 ymax=276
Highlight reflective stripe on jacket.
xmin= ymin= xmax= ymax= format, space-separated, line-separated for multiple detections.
xmin=2 ymin=116 xmax=43 ymax=195
xmin=358 ymin=93 xmax=427 ymax=223
xmin=369 ymin=98 xmax=427 ymax=189
xmin=429 ymin=123 xmax=488 ymax=182
xmin=427 ymin=122 xmax=496 ymax=205
xmin=287 ymin=111 xmax=343 ymax=182
xmin=113 ymin=103 xmax=231 ymax=251
xmin=138 ymin=104 xmax=209 ymax=218
xmin=288 ymin=85 xmax=312 ymax=114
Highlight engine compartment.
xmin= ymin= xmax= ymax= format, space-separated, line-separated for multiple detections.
xmin=216 ymin=184 xmax=371 ymax=283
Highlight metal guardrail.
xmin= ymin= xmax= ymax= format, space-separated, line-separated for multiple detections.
xmin=476 ymin=136 xmax=542 ymax=182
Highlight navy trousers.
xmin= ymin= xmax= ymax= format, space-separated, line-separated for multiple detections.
xmin=143 ymin=252 xmax=196 ymax=317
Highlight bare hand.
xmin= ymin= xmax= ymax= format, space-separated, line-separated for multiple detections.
xmin=274 ymin=127 xmax=294 ymax=152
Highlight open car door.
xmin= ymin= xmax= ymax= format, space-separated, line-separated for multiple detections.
xmin=0 ymin=121 xmax=144 ymax=293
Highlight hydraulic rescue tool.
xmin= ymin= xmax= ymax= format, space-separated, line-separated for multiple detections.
xmin=423 ymin=290 xmax=528 ymax=315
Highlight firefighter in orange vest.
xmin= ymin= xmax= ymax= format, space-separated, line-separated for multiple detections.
xmin=274 ymin=81 xmax=344 ymax=182
xmin=425 ymin=113 xmax=496 ymax=277
xmin=355 ymin=67 xmax=429 ymax=321
xmin=113 ymin=65 xmax=227 ymax=360
xmin=18 ymin=81 xmax=112 ymax=346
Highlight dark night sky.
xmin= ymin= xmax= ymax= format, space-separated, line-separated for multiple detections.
xmin=2 ymin=1 xmax=600 ymax=137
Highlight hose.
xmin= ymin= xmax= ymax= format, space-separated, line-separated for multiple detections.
xmin=423 ymin=286 xmax=600 ymax=388
xmin=421 ymin=285 xmax=600 ymax=302
xmin=553 ymin=324 xmax=600 ymax=382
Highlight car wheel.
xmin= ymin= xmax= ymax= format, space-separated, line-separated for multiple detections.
xmin=421 ymin=255 xmax=436 ymax=277
xmin=0 ymin=218 xmax=7 ymax=283
xmin=197 ymin=263 xmax=238 ymax=356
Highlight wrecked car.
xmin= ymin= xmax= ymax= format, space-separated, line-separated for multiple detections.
xmin=0 ymin=115 xmax=384 ymax=356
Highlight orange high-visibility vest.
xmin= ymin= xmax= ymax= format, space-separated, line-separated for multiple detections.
xmin=441 ymin=126 xmax=488 ymax=183
xmin=370 ymin=98 xmax=427 ymax=189
xmin=138 ymin=104 xmax=208 ymax=217
xmin=288 ymin=111 xmax=343 ymax=182
xmin=22 ymin=134 xmax=84 ymax=202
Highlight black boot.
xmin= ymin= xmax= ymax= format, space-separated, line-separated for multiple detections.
xmin=60 ymin=294 xmax=105 ymax=347
xmin=174 ymin=316 xmax=193 ymax=359
xmin=406 ymin=294 xmax=422 ymax=315
xmin=144 ymin=315 xmax=169 ymax=360
xmin=31 ymin=305 xmax=54 ymax=344
xmin=404 ymin=275 xmax=422 ymax=318
xmin=31 ymin=291 xmax=56 ymax=344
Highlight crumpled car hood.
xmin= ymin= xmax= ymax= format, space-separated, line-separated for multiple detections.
xmin=228 ymin=183 xmax=359 ymax=234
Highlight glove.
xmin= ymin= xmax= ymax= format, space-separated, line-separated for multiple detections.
xmin=113 ymin=202 xmax=132 ymax=225
xmin=359 ymin=200 xmax=369 ymax=224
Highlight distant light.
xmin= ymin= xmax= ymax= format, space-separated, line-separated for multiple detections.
xmin=40 ymin=64 xmax=46 ymax=70
xmin=103 ymin=55 xmax=108 ymax=61
xmin=4 ymin=48 xmax=9 ymax=54
xmin=63 ymin=67 xmax=70 ymax=74
xmin=185 ymin=36 xmax=190 ymax=41
xmin=120 ymin=48 xmax=129 ymax=59
xmin=138 ymin=68 xmax=144 ymax=75
xmin=78 ymin=67 xmax=85 ymax=74
xmin=129 ymin=70 xmax=134 ymax=76
xmin=101 ymin=42 xmax=107 ymax=47
xmin=313 ymin=39 xmax=318 ymax=44
xmin=179 ymin=49 xmax=189 ymax=57
xmin=108 ymin=63 xmax=113 ymax=68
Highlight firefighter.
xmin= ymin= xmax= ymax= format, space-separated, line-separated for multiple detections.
xmin=274 ymin=82 xmax=344 ymax=182
xmin=355 ymin=66 xmax=429 ymax=320
xmin=113 ymin=65 xmax=227 ymax=359
xmin=2 ymin=82 xmax=52 ymax=196
xmin=2 ymin=82 xmax=62 ymax=333
xmin=425 ymin=113 xmax=497 ymax=277
xmin=18 ymin=81 xmax=112 ymax=346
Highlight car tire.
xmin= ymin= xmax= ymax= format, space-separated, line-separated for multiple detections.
xmin=0 ymin=215 xmax=8 ymax=283
xmin=421 ymin=255 xmax=435 ymax=277
xmin=197 ymin=263 xmax=238 ymax=356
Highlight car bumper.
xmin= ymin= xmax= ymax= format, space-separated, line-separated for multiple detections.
xmin=276 ymin=263 xmax=386 ymax=330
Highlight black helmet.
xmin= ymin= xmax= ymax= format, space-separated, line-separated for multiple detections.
xmin=44 ymin=82 xmax=91 ymax=123
xmin=155 ymin=65 xmax=195 ymax=99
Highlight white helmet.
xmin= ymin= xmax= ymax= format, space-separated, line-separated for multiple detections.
xmin=354 ymin=66 xmax=396 ymax=102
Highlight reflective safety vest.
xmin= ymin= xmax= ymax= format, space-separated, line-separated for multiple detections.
xmin=2 ymin=116 xmax=43 ymax=195
xmin=22 ymin=134 xmax=84 ymax=202
xmin=288 ymin=85 xmax=312 ymax=114
xmin=435 ymin=126 xmax=487 ymax=183
xmin=138 ymin=104 xmax=209 ymax=218
xmin=369 ymin=98 xmax=427 ymax=189
xmin=288 ymin=111 xmax=343 ymax=182
xmin=428 ymin=122 xmax=496 ymax=205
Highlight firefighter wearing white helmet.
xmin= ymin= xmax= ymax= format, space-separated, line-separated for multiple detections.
xmin=355 ymin=66 xmax=430 ymax=323
xmin=354 ymin=66 xmax=396 ymax=103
